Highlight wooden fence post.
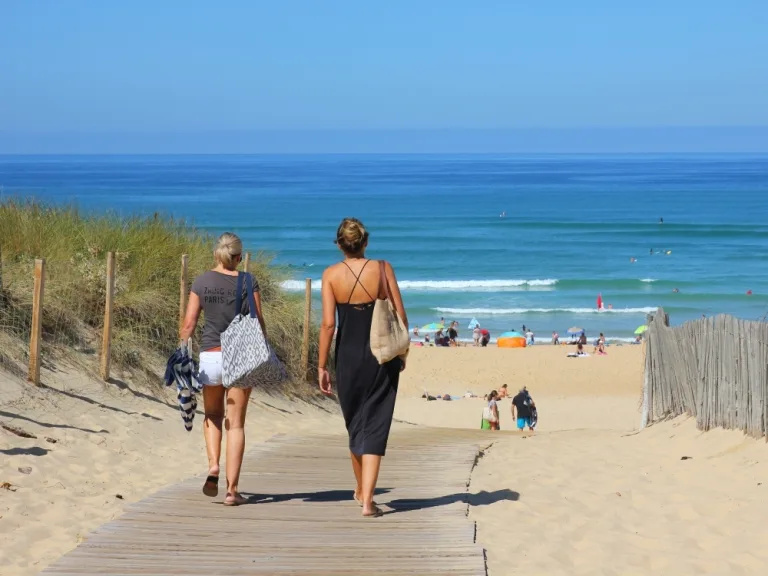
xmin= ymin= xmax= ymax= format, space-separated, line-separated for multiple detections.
xmin=100 ymin=252 xmax=116 ymax=381
xmin=301 ymin=278 xmax=312 ymax=380
xmin=28 ymin=258 xmax=45 ymax=385
xmin=243 ymin=252 xmax=250 ymax=272
xmin=179 ymin=254 xmax=188 ymax=335
xmin=0 ymin=243 xmax=4 ymax=291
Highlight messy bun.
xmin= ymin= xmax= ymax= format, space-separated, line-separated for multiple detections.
xmin=335 ymin=218 xmax=369 ymax=255
xmin=213 ymin=232 xmax=242 ymax=270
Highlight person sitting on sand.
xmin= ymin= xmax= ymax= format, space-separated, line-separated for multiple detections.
xmin=511 ymin=387 xmax=534 ymax=432
xmin=497 ymin=383 xmax=509 ymax=399
xmin=633 ymin=334 xmax=642 ymax=344
xmin=481 ymin=390 xmax=500 ymax=431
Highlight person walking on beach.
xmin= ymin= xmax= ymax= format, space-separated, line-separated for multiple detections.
xmin=180 ymin=232 xmax=267 ymax=506
xmin=482 ymin=390 xmax=500 ymax=430
xmin=512 ymin=387 xmax=534 ymax=431
xmin=318 ymin=218 xmax=408 ymax=518
xmin=473 ymin=325 xmax=481 ymax=346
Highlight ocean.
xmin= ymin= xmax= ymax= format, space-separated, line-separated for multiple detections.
xmin=2 ymin=154 xmax=767 ymax=342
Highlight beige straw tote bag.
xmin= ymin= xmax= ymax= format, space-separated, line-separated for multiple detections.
xmin=370 ymin=260 xmax=410 ymax=364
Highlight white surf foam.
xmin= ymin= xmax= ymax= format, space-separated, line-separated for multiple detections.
xmin=639 ymin=278 xmax=658 ymax=283
xmin=280 ymin=278 xmax=559 ymax=291
xmin=433 ymin=306 xmax=657 ymax=315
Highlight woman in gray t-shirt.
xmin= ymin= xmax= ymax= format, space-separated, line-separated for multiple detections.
xmin=180 ymin=232 xmax=266 ymax=506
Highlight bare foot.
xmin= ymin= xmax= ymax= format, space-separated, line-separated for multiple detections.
xmin=353 ymin=489 xmax=376 ymax=507
xmin=223 ymin=492 xmax=248 ymax=506
xmin=362 ymin=504 xmax=384 ymax=518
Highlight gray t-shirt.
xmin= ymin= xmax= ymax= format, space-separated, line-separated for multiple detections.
xmin=191 ymin=271 xmax=259 ymax=351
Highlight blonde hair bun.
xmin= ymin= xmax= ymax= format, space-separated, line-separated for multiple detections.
xmin=214 ymin=232 xmax=243 ymax=270
xmin=336 ymin=218 xmax=369 ymax=255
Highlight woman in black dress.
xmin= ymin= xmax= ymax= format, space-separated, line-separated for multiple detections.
xmin=318 ymin=218 xmax=408 ymax=518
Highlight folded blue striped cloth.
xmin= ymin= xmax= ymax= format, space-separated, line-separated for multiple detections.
xmin=164 ymin=345 xmax=202 ymax=431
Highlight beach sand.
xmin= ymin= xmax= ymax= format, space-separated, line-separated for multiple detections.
xmin=398 ymin=346 xmax=768 ymax=575
xmin=0 ymin=366 xmax=341 ymax=575
xmin=3 ymin=344 xmax=767 ymax=575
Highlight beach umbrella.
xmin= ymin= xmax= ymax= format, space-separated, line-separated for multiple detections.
xmin=499 ymin=331 xmax=524 ymax=338
xmin=421 ymin=322 xmax=445 ymax=333
xmin=634 ymin=325 xmax=648 ymax=335
xmin=468 ymin=317 xmax=480 ymax=330
xmin=498 ymin=331 xmax=526 ymax=348
xmin=567 ymin=326 xmax=583 ymax=334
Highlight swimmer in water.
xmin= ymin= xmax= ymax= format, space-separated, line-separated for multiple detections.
xmin=650 ymin=248 xmax=653 ymax=255
xmin=673 ymin=288 xmax=680 ymax=293
xmin=660 ymin=217 xmax=664 ymax=224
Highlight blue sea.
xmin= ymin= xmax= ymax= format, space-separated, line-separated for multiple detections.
xmin=2 ymin=154 xmax=767 ymax=342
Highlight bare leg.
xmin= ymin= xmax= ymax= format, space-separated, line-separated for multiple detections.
xmin=360 ymin=454 xmax=382 ymax=516
xmin=202 ymin=385 xmax=225 ymax=476
xmin=350 ymin=451 xmax=363 ymax=501
xmin=224 ymin=387 xmax=251 ymax=501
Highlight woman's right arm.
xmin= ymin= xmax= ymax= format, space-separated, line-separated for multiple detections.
xmin=317 ymin=268 xmax=336 ymax=394
xmin=180 ymin=292 xmax=202 ymax=341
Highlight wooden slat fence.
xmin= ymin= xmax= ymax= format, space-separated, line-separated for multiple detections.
xmin=642 ymin=307 xmax=768 ymax=439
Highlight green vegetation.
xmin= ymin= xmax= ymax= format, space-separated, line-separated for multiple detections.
xmin=0 ymin=200 xmax=317 ymax=386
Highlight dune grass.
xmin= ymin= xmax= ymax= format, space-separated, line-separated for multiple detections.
xmin=0 ymin=200 xmax=318 ymax=387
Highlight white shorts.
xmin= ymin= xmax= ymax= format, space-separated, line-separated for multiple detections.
xmin=198 ymin=351 xmax=223 ymax=386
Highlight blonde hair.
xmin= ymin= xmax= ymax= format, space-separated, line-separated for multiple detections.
xmin=213 ymin=232 xmax=242 ymax=270
xmin=335 ymin=218 xmax=369 ymax=255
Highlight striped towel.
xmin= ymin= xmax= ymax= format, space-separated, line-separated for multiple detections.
xmin=164 ymin=346 xmax=202 ymax=431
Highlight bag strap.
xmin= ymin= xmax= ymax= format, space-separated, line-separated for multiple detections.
xmin=234 ymin=272 xmax=258 ymax=318
xmin=244 ymin=272 xmax=258 ymax=319
xmin=378 ymin=260 xmax=393 ymax=302
xmin=234 ymin=272 xmax=244 ymax=315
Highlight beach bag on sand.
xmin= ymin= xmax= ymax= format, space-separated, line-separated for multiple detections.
xmin=370 ymin=260 xmax=410 ymax=364
xmin=221 ymin=272 xmax=286 ymax=388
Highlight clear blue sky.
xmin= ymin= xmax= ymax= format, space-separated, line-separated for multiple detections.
xmin=1 ymin=0 xmax=767 ymax=152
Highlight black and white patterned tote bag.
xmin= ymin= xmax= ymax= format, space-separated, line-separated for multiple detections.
xmin=221 ymin=272 xmax=286 ymax=388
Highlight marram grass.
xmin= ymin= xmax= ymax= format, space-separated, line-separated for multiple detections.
xmin=0 ymin=200 xmax=318 ymax=388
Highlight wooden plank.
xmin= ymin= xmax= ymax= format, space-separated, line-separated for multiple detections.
xmin=301 ymin=277 xmax=312 ymax=380
xmin=100 ymin=251 xmax=116 ymax=381
xmin=41 ymin=430 xmax=488 ymax=576
xmin=178 ymin=254 xmax=188 ymax=335
xmin=28 ymin=258 xmax=45 ymax=385
xmin=243 ymin=251 xmax=250 ymax=272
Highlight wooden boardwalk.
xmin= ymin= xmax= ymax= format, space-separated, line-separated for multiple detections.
xmin=42 ymin=428 xmax=489 ymax=575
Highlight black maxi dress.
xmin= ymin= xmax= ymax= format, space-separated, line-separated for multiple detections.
xmin=334 ymin=264 xmax=401 ymax=456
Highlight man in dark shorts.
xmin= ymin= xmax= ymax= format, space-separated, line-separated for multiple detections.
xmin=511 ymin=387 xmax=534 ymax=431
